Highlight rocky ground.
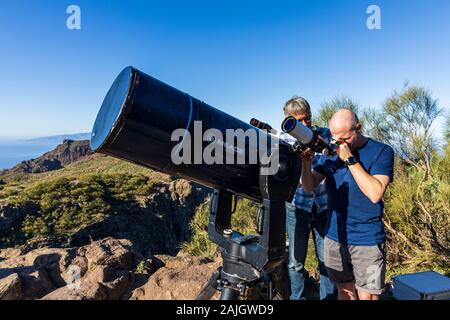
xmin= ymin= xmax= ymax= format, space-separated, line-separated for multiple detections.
xmin=0 ymin=237 xmax=221 ymax=300
xmin=0 ymin=172 xmax=221 ymax=300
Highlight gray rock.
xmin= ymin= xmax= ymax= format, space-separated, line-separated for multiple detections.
xmin=0 ymin=273 xmax=22 ymax=300
xmin=130 ymin=254 xmax=221 ymax=300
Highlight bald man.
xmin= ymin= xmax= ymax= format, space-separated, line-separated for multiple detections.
xmin=301 ymin=109 xmax=394 ymax=300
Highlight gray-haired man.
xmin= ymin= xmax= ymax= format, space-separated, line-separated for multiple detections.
xmin=280 ymin=96 xmax=336 ymax=300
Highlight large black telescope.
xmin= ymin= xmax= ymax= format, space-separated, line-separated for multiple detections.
xmin=91 ymin=66 xmax=299 ymax=203
xmin=91 ymin=67 xmax=301 ymax=300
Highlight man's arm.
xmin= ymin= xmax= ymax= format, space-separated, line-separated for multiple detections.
xmin=347 ymin=164 xmax=390 ymax=203
xmin=338 ymin=143 xmax=391 ymax=204
xmin=300 ymin=152 xmax=325 ymax=192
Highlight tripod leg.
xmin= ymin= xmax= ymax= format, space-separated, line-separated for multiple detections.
xmin=220 ymin=287 xmax=241 ymax=300
xmin=271 ymin=262 xmax=291 ymax=300
xmin=196 ymin=267 xmax=222 ymax=300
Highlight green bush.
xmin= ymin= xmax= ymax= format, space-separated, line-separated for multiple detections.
xmin=384 ymin=144 xmax=450 ymax=278
xmin=2 ymin=173 xmax=160 ymax=242
xmin=22 ymin=216 xmax=50 ymax=237
xmin=181 ymin=196 xmax=258 ymax=260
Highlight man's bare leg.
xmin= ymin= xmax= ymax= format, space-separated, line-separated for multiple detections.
xmin=358 ymin=291 xmax=380 ymax=300
xmin=337 ymin=283 xmax=357 ymax=300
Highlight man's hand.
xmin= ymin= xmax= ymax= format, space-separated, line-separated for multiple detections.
xmin=300 ymin=148 xmax=314 ymax=163
xmin=337 ymin=142 xmax=353 ymax=162
xmin=300 ymin=148 xmax=325 ymax=192
xmin=339 ymin=143 xmax=391 ymax=204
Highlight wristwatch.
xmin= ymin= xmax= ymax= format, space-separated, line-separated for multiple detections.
xmin=344 ymin=156 xmax=358 ymax=166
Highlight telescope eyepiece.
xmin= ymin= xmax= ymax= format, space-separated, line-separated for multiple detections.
xmin=250 ymin=118 xmax=277 ymax=135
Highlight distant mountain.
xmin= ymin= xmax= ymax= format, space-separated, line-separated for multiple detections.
xmin=0 ymin=139 xmax=94 ymax=177
xmin=0 ymin=133 xmax=93 ymax=170
xmin=18 ymin=133 xmax=91 ymax=144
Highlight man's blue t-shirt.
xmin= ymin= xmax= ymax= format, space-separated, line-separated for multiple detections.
xmin=313 ymin=138 xmax=394 ymax=245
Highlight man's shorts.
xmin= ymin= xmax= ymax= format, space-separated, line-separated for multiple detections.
xmin=324 ymin=237 xmax=386 ymax=295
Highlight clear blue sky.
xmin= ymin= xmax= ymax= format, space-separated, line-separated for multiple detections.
xmin=0 ymin=0 xmax=449 ymax=139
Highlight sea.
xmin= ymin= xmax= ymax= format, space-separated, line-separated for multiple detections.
xmin=0 ymin=142 xmax=59 ymax=170
xmin=0 ymin=133 xmax=91 ymax=170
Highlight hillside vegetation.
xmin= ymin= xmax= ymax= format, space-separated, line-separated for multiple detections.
xmin=0 ymin=155 xmax=172 ymax=246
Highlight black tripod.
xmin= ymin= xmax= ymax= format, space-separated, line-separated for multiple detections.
xmin=196 ymin=147 xmax=301 ymax=300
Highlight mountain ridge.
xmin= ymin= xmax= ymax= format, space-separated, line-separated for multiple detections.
xmin=0 ymin=139 xmax=95 ymax=178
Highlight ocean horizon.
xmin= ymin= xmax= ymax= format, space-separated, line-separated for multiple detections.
xmin=0 ymin=133 xmax=91 ymax=170
xmin=0 ymin=141 xmax=60 ymax=170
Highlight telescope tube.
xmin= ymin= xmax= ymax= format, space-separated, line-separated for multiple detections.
xmin=91 ymin=67 xmax=298 ymax=202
